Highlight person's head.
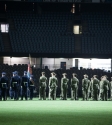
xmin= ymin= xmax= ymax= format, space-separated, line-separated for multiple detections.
xmin=103 ymin=75 xmax=107 ymax=80
xmin=2 ymin=72 xmax=6 ymax=77
xmin=93 ymin=75 xmax=98 ymax=79
xmin=24 ymin=71 xmax=27 ymax=76
xmin=72 ymin=73 xmax=77 ymax=77
xmin=84 ymin=74 xmax=88 ymax=78
xmin=62 ymin=73 xmax=67 ymax=77
xmin=42 ymin=72 xmax=45 ymax=76
xmin=51 ymin=72 xmax=56 ymax=76
xmin=14 ymin=71 xmax=18 ymax=76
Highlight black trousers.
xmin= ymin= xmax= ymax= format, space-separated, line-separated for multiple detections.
xmin=1 ymin=88 xmax=7 ymax=100
xmin=21 ymin=87 xmax=28 ymax=100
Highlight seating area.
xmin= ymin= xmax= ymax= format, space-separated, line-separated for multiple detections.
xmin=0 ymin=33 xmax=4 ymax=52
xmin=6 ymin=10 xmax=112 ymax=55
xmin=81 ymin=12 xmax=112 ymax=54
xmin=7 ymin=11 xmax=75 ymax=53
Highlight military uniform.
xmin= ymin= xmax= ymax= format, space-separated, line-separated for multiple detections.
xmin=61 ymin=73 xmax=69 ymax=100
xmin=0 ymin=72 xmax=8 ymax=101
xmin=21 ymin=71 xmax=29 ymax=100
xmin=10 ymin=72 xmax=21 ymax=100
xmin=102 ymin=76 xmax=109 ymax=101
xmin=91 ymin=76 xmax=100 ymax=101
xmin=110 ymin=78 xmax=112 ymax=100
xmin=82 ymin=75 xmax=90 ymax=101
xmin=29 ymin=75 xmax=35 ymax=100
xmin=49 ymin=72 xmax=58 ymax=100
xmin=71 ymin=73 xmax=79 ymax=100
xmin=99 ymin=77 xmax=104 ymax=100
xmin=39 ymin=72 xmax=47 ymax=100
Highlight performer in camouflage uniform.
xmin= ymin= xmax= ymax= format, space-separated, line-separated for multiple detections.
xmin=91 ymin=75 xmax=100 ymax=101
xmin=71 ymin=73 xmax=79 ymax=100
xmin=49 ymin=72 xmax=58 ymax=100
xmin=102 ymin=75 xmax=109 ymax=101
xmin=61 ymin=73 xmax=69 ymax=100
xmin=39 ymin=72 xmax=47 ymax=100
xmin=82 ymin=74 xmax=90 ymax=101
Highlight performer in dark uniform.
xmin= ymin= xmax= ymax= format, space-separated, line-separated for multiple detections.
xmin=0 ymin=72 xmax=9 ymax=101
xmin=10 ymin=71 xmax=21 ymax=100
xmin=21 ymin=71 xmax=29 ymax=100
xmin=29 ymin=75 xmax=35 ymax=100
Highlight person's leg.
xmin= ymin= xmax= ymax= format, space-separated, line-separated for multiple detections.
xmin=43 ymin=87 xmax=46 ymax=100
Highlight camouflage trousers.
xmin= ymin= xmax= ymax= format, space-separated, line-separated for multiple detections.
xmin=102 ymin=89 xmax=108 ymax=101
xmin=71 ymin=87 xmax=78 ymax=100
xmin=93 ymin=89 xmax=99 ymax=101
xmin=61 ymin=87 xmax=68 ymax=100
xmin=48 ymin=87 xmax=57 ymax=100
xmin=82 ymin=89 xmax=88 ymax=100
xmin=39 ymin=87 xmax=46 ymax=100
xmin=99 ymin=89 xmax=103 ymax=100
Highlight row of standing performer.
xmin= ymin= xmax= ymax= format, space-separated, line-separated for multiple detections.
xmin=0 ymin=71 xmax=112 ymax=101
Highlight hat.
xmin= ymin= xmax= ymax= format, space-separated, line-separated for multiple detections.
xmin=2 ymin=72 xmax=6 ymax=75
xmin=12 ymin=72 xmax=16 ymax=75
xmin=51 ymin=72 xmax=56 ymax=75
xmin=24 ymin=71 xmax=27 ymax=74
xmin=62 ymin=73 xmax=67 ymax=75
xmin=15 ymin=71 xmax=18 ymax=74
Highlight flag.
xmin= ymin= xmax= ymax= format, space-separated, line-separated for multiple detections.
xmin=29 ymin=53 xmax=31 ymax=65
xmin=27 ymin=63 xmax=32 ymax=78
xmin=27 ymin=53 xmax=32 ymax=78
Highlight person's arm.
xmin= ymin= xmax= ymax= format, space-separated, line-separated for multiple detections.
xmin=0 ymin=78 xmax=1 ymax=88
xmin=45 ymin=77 xmax=47 ymax=88
xmin=82 ymin=79 xmax=84 ymax=90
xmin=39 ymin=77 xmax=41 ymax=87
xmin=56 ymin=78 xmax=58 ymax=87
xmin=71 ymin=78 xmax=72 ymax=87
xmin=77 ymin=79 xmax=79 ymax=89
xmin=49 ymin=77 xmax=51 ymax=88
xmin=109 ymin=81 xmax=111 ymax=90
xmin=61 ymin=78 xmax=63 ymax=90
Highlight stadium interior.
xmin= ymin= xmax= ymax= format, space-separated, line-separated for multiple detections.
xmin=0 ymin=1 xmax=112 ymax=125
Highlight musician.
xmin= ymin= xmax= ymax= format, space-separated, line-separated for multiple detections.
xmin=29 ymin=75 xmax=35 ymax=100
